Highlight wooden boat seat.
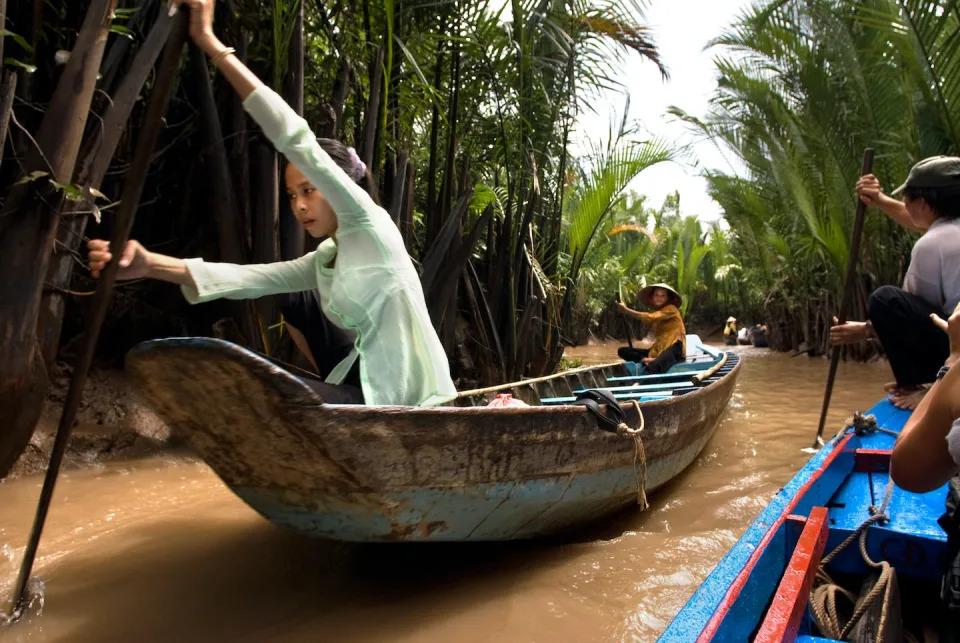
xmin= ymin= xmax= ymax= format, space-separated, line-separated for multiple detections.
xmin=543 ymin=357 xmax=737 ymax=406
xmin=754 ymin=507 xmax=830 ymax=642
xmin=540 ymin=391 xmax=675 ymax=405
xmin=606 ymin=369 xmax=710 ymax=384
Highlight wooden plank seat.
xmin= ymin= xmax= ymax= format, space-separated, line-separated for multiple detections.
xmin=575 ymin=380 xmax=707 ymax=395
xmin=754 ymin=507 xmax=829 ymax=642
xmin=540 ymin=389 xmax=677 ymax=405
xmin=606 ymin=369 xmax=711 ymax=384
xmin=853 ymin=448 xmax=891 ymax=473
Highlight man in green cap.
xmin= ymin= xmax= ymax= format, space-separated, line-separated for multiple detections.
xmin=831 ymin=156 xmax=960 ymax=408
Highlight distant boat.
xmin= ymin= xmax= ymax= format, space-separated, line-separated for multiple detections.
xmin=660 ymin=400 xmax=945 ymax=641
xmin=126 ymin=335 xmax=739 ymax=542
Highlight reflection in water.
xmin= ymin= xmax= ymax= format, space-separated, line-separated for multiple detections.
xmin=0 ymin=345 xmax=892 ymax=642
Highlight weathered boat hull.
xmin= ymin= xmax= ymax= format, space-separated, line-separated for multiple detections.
xmin=126 ymin=337 xmax=740 ymax=541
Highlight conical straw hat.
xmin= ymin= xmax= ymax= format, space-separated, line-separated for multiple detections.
xmin=638 ymin=283 xmax=682 ymax=308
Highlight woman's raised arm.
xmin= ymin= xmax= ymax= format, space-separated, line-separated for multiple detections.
xmin=170 ymin=0 xmax=262 ymax=100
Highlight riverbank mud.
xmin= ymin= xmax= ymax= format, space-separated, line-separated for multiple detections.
xmin=8 ymin=364 xmax=171 ymax=479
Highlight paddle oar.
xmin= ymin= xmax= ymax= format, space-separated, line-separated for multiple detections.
xmin=810 ymin=148 xmax=874 ymax=449
xmin=617 ymin=278 xmax=634 ymax=349
xmin=6 ymin=12 xmax=188 ymax=620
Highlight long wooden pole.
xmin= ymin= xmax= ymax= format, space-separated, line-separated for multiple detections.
xmin=6 ymin=12 xmax=189 ymax=620
xmin=618 ymin=278 xmax=634 ymax=349
xmin=812 ymin=148 xmax=875 ymax=448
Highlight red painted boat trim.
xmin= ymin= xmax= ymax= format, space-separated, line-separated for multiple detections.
xmin=753 ymin=507 xmax=829 ymax=642
xmin=853 ymin=448 xmax=891 ymax=473
xmin=695 ymin=433 xmax=855 ymax=642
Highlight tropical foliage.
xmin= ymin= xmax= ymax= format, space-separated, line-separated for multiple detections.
xmin=570 ymin=191 xmax=750 ymax=343
xmin=0 ymin=0 xmax=668 ymax=472
xmin=670 ymin=0 xmax=959 ymax=353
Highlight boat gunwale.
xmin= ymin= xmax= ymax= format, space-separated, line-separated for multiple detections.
xmin=301 ymin=355 xmax=740 ymax=417
xmin=686 ymin=431 xmax=856 ymax=642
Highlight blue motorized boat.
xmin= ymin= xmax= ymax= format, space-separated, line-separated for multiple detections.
xmin=125 ymin=335 xmax=739 ymax=541
xmin=661 ymin=398 xmax=949 ymax=641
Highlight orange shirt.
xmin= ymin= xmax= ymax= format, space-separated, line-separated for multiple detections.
xmin=635 ymin=304 xmax=686 ymax=358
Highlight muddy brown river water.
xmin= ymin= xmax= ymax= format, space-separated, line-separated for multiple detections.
xmin=0 ymin=344 xmax=892 ymax=642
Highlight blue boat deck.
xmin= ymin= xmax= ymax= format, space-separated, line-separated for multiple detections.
xmin=660 ymin=399 xmax=948 ymax=641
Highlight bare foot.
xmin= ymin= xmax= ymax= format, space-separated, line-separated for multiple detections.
xmin=883 ymin=381 xmax=900 ymax=394
xmin=889 ymin=387 xmax=928 ymax=410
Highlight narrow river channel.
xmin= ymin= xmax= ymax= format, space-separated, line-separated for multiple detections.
xmin=0 ymin=344 xmax=892 ymax=642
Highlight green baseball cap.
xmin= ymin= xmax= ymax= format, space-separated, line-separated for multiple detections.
xmin=891 ymin=155 xmax=960 ymax=195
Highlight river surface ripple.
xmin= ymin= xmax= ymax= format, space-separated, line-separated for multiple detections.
xmin=0 ymin=344 xmax=892 ymax=642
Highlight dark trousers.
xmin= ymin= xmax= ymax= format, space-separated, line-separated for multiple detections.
xmin=868 ymin=285 xmax=948 ymax=388
xmin=281 ymin=291 xmax=364 ymax=403
xmin=617 ymin=340 xmax=684 ymax=375
xmin=298 ymin=376 xmax=365 ymax=404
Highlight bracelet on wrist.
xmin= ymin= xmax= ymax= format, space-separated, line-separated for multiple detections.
xmin=208 ymin=46 xmax=236 ymax=67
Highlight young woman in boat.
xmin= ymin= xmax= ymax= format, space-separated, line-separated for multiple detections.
xmin=615 ymin=284 xmax=686 ymax=374
xmin=831 ymin=156 xmax=960 ymax=409
xmin=87 ymin=0 xmax=456 ymax=408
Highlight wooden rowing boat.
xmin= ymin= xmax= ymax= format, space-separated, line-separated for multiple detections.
xmin=126 ymin=336 xmax=740 ymax=541
xmin=661 ymin=399 xmax=948 ymax=641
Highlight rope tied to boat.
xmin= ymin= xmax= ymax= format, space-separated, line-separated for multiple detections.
xmin=617 ymin=400 xmax=648 ymax=510
xmin=573 ymin=391 xmax=648 ymax=510
xmin=811 ymin=478 xmax=898 ymax=640
xmin=846 ymin=412 xmax=900 ymax=439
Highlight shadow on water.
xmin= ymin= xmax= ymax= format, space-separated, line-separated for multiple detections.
xmin=6 ymin=515 xmax=605 ymax=642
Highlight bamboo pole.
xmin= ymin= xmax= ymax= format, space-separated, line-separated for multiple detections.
xmin=811 ymin=148 xmax=875 ymax=448
xmin=6 ymin=12 xmax=189 ymax=620
xmin=617 ymin=278 xmax=634 ymax=349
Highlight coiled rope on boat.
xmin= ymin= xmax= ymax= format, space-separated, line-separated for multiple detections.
xmin=851 ymin=412 xmax=899 ymax=439
xmin=810 ymin=478 xmax=900 ymax=641
xmin=574 ymin=391 xmax=648 ymax=510
xmin=829 ymin=413 xmax=900 ymax=445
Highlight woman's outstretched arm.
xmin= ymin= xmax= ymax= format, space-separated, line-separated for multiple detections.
xmin=87 ymin=239 xmax=195 ymax=287
xmin=170 ymin=0 xmax=261 ymax=100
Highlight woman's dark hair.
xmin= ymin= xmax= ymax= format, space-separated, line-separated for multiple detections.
xmin=902 ymin=185 xmax=960 ymax=220
xmin=316 ymin=138 xmax=380 ymax=205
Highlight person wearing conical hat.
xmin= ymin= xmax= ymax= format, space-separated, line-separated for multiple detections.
xmin=723 ymin=316 xmax=738 ymax=345
xmin=615 ymin=283 xmax=686 ymax=374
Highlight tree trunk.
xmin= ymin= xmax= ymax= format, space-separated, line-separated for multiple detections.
xmin=187 ymin=45 xmax=262 ymax=348
xmin=0 ymin=71 xmax=17 ymax=167
xmin=249 ymin=140 xmax=279 ymax=353
xmin=326 ymin=60 xmax=351 ymax=139
xmin=37 ymin=8 xmax=177 ymax=367
xmin=425 ymin=38 xmax=445 ymax=246
xmin=402 ymin=160 xmax=415 ymax=246
xmin=388 ymin=150 xmax=408 ymax=225
xmin=360 ymin=46 xmax=384 ymax=169
xmin=280 ymin=0 xmax=304 ymax=261
xmin=438 ymin=36 xmax=461 ymax=230
xmin=0 ymin=0 xmax=116 ymax=476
